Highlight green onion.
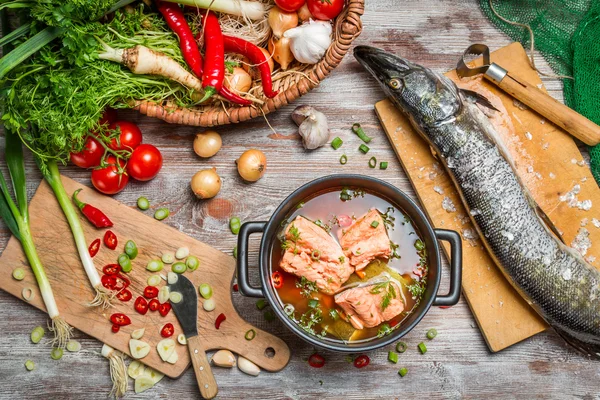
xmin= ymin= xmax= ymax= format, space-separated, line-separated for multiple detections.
xmin=137 ymin=197 xmax=150 ymax=210
xmin=31 ymin=326 xmax=45 ymax=344
xmin=146 ymin=259 xmax=164 ymax=272
xmin=264 ymin=310 xmax=276 ymax=322
xmin=418 ymin=342 xmax=427 ymax=354
xmin=308 ymin=299 xmax=319 ymax=309
xmin=245 ymin=329 xmax=256 ymax=341
xmin=199 ymin=283 xmax=213 ymax=299
xmin=229 ymin=217 xmax=241 ymax=235
xmin=388 ymin=351 xmax=398 ymax=364
xmin=340 ymin=154 xmax=348 ymax=165
xmin=154 ymin=208 xmax=169 ymax=220
xmin=256 ymin=298 xmax=268 ymax=310
xmin=283 ymin=303 xmax=295 ymax=316
xmin=124 ymin=240 xmax=138 ymax=260
xmin=368 ymin=156 xmax=377 ymax=168
xmin=169 ymin=291 xmax=183 ymax=303
xmin=331 ymin=137 xmax=343 ymax=150
xmin=396 ymin=341 xmax=407 ymax=353
xmin=24 ymin=360 xmax=35 ymax=371
xmin=12 ymin=267 xmax=25 ymax=280
xmin=50 ymin=347 xmax=63 ymax=360
xmin=172 ymin=262 xmax=187 ymax=274
xmin=311 ymin=249 xmax=321 ymax=261
xmin=118 ymin=253 xmax=132 ymax=273
xmin=370 ymin=220 xmax=379 ymax=228
xmin=233 ymin=246 xmax=238 ymax=259
xmin=414 ymin=239 xmax=425 ymax=251
xmin=352 ymin=123 xmax=372 ymax=143
xmin=380 ymin=161 xmax=388 ymax=170
xmin=398 ymin=367 xmax=408 ymax=377
xmin=161 ymin=252 xmax=175 ymax=264
xmin=0 ymin=24 xmax=31 ymax=50
xmin=186 ymin=256 xmax=200 ymax=271
xmin=147 ymin=275 xmax=162 ymax=287
xmin=427 ymin=328 xmax=438 ymax=340
xmin=66 ymin=340 xmax=81 ymax=352
xmin=359 ymin=144 xmax=370 ymax=154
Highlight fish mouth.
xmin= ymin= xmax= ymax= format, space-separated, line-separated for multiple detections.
xmin=353 ymin=46 xmax=414 ymax=88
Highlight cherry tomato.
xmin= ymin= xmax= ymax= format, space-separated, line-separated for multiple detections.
xmin=271 ymin=271 xmax=284 ymax=289
xmin=107 ymin=121 xmax=143 ymax=151
xmin=134 ymin=296 xmax=149 ymax=315
xmin=353 ymin=355 xmax=370 ymax=368
xmin=148 ymin=298 xmax=160 ymax=312
xmin=103 ymin=230 xmax=118 ymax=250
xmin=274 ymin=0 xmax=305 ymax=12
xmin=307 ymin=0 xmax=344 ymax=20
xmin=143 ymin=286 xmax=159 ymax=299
xmin=91 ymin=156 xmax=129 ymax=195
xmin=99 ymin=108 xmax=118 ymax=126
xmin=308 ymin=353 xmax=325 ymax=368
xmin=101 ymin=275 xmax=117 ymax=290
xmin=70 ymin=136 xmax=104 ymax=169
xmin=126 ymin=144 xmax=163 ymax=182
xmin=215 ymin=313 xmax=226 ymax=330
xmin=89 ymin=238 xmax=101 ymax=257
xmin=158 ymin=302 xmax=171 ymax=317
xmin=110 ymin=313 xmax=131 ymax=326
xmin=111 ymin=324 xmax=120 ymax=333
xmin=337 ymin=215 xmax=353 ymax=227
xmin=160 ymin=323 xmax=175 ymax=338
xmin=116 ymin=288 xmax=132 ymax=302
xmin=103 ymin=264 xmax=121 ymax=275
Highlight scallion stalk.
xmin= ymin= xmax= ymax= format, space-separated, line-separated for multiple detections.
xmin=162 ymin=0 xmax=266 ymax=20
xmin=352 ymin=123 xmax=372 ymax=143
xmin=331 ymin=137 xmax=343 ymax=150
xmin=359 ymin=144 xmax=370 ymax=154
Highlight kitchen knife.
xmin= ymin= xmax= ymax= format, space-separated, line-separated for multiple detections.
xmin=168 ymin=274 xmax=218 ymax=399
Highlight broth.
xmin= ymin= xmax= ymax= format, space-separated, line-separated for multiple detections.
xmin=270 ymin=187 xmax=428 ymax=343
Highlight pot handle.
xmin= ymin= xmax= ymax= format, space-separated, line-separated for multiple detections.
xmin=237 ymin=221 xmax=267 ymax=298
xmin=432 ymin=229 xmax=462 ymax=307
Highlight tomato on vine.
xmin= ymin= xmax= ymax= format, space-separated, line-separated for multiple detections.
xmin=307 ymin=0 xmax=344 ymax=20
xmin=127 ymin=144 xmax=163 ymax=181
xmin=70 ymin=136 xmax=104 ymax=168
xmin=107 ymin=121 xmax=143 ymax=151
xmin=91 ymin=155 xmax=129 ymax=195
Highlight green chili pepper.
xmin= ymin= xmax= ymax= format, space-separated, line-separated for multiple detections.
xmin=186 ymin=256 xmax=200 ymax=271
xmin=172 ymin=262 xmax=187 ymax=274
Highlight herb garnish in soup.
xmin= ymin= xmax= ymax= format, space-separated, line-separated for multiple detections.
xmin=271 ymin=187 xmax=428 ymax=343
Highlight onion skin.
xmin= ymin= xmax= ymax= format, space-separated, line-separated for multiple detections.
xmin=237 ymin=149 xmax=267 ymax=182
xmin=268 ymin=37 xmax=294 ymax=70
xmin=242 ymin=48 xmax=274 ymax=80
xmin=224 ymin=67 xmax=252 ymax=93
xmin=297 ymin=3 xmax=313 ymax=22
xmin=194 ymin=130 xmax=222 ymax=158
xmin=268 ymin=6 xmax=298 ymax=40
xmin=191 ymin=168 xmax=222 ymax=199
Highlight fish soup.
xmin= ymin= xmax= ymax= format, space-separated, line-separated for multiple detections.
xmin=270 ymin=187 xmax=428 ymax=343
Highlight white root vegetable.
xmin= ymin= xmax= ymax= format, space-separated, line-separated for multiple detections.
xmin=177 ymin=334 xmax=187 ymax=345
xmin=291 ymin=105 xmax=331 ymax=149
xmin=164 ymin=0 xmax=266 ymax=20
xmin=102 ymin=345 xmax=128 ymax=399
xmin=135 ymin=376 xmax=155 ymax=394
xmin=166 ymin=350 xmax=179 ymax=364
xmin=158 ymin=286 xmax=170 ymax=304
xmin=143 ymin=367 xmax=165 ymax=384
xmin=284 ymin=20 xmax=332 ymax=64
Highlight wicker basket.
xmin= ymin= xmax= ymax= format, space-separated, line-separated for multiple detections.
xmin=134 ymin=0 xmax=364 ymax=127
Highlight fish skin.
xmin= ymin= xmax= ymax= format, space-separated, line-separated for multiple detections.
xmin=354 ymin=45 xmax=600 ymax=357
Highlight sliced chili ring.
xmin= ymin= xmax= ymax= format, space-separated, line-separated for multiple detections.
xmin=215 ymin=313 xmax=226 ymax=329
xmin=271 ymin=271 xmax=284 ymax=289
xmin=101 ymin=274 xmax=117 ymax=290
xmin=113 ymin=274 xmax=130 ymax=291
xmin=143 ymin=286 xmax=159 ymax=299
xmin=103 ymin=264 xmax=121 ymax=276
xmin=353 ymin=355 xmax=370 ymax=368
xmin=160 ymin=323 xmax=175 ymax=338
xmin=111 ymin=324 xmax=120 ymax=333
xmin=110 ymin=313 xmax=131 ymax=326
xmin=89 ymin=238 xmax=101 ymax=257
xmin=308 ymin=353 xmax=325 ymax=368
xmin=103 ymin=230 xmax=118 ymax=250
xmin=134 ymin=296 xmax=149 ymax=315
xmin=116 ymin=288 xmax=132 ymax=302
xmin=148 ymin=298 xmax=160 ymax=312
xmin=158 ymin=302 xmax=171 ymax=317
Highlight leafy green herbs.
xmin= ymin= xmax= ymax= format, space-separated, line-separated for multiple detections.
xmin=340 ymin=187 xmax=365 ymax=202
xmin=390 ymin=241 xmax=401 ymax=260
xmin=314 ymin=219 xmax=331 ymax=233
xmin=381 ymin=207 xmax=396 ymax=230
xmin=370 ymin=280 xmax=397 ymax=311
xmin=377 ymin=323 xmax=393 ymax=338
xmin=282 ymin=223 xmax=301 ymax=253
xmin=407 ymin=278 xmax=427 ymax=298
xmin=296 ymin=276 xmax=318 ymax=298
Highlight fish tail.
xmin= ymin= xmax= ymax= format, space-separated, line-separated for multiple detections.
xmin=554 ymin=326 xmax=600 ymax=359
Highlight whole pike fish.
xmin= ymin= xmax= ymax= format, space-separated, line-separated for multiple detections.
xmin=354 ymin=45 xmax=600 ymax=357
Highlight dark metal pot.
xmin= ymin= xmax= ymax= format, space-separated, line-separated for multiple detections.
xmin=237 ymin=175 xmax=462 ymax=353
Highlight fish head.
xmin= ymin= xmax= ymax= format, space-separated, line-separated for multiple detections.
xmin=354 ymin=46 xmax=461 ymax=128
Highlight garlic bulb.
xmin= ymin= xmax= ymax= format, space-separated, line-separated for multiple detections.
xmin=291 ymin=105 xmax=330 ymax=150
xmin=283 ymin=20 xmax=332 ymax=64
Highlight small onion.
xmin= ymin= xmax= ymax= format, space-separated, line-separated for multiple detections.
xmin=297 ymin=3 xmax=313 ymax=22
xmin=242 ymin=48 xmax=274 ymax=80
xmin=194 ymin=130 xmax=222 ymax=158
xmin=236 ymin=149 xmax=267 ymax=182
xmin=224 ymin=67 xmax=252 ymax=94
xmin=191 ymin=168 xmax=222 ymax=199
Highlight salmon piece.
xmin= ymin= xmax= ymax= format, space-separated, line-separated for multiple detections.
xmin=280 ymin=216 xmax=353 ymax=294
xmin=334 ymin=281 xmax=404 ymax=329
xmin=340 ymin=209 xmax=391 ymax=270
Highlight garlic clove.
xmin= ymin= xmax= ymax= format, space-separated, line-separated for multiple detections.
xmin=143 ymin=366 xmax=165 ymax=385
xmin=292 ymin=105 xmax=330 ymax=149
xmin=211 ymin=350 xmax=237 ymax=368
xmin=134 ymin=376 xmax=155 ymax=394
xmin=284 ymin=20 xmax=332 ymax=64
xmin=131 ymin=328 xmax=145 ymax=340
xmin=237 ymin=356 xmax=260 ymax=376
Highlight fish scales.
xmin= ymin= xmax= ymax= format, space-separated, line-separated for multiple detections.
xmin=355 ymin=45 xmax=600 ymax=356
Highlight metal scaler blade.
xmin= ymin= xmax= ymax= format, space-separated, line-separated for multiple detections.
xmin=456 ymin=44 xmax=507 ymax=83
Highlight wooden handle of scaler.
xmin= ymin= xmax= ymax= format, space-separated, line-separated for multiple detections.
xmin=493 ymin=71 xmax=600 ymax=146
xmin=186 ymin=336 xmax=218 ymax=399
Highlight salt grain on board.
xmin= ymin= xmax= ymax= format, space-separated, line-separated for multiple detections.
xmin=572 ymin=159 xmax=578 ymax=164
xmin=593 ymin=218 xmax=600 ymax=228
xmin=542 ymin=142 xmax=549 ymax=150
xmin=549 ymin=172 xmax=556 ymax=179
xmin=442 ymin=197 xmax=456 ymax=213
xmin=433 ymin=186 xmax=444 ymax=195
xmin=581 ymin=218 xmax=589 ymax=227
xmin=525 ymin=131 xmax=532 ymax=140
xmin=559 ymin=184 xmax=593 ymax=211
xmin=571 ymin=228 xmax=592 ymax=257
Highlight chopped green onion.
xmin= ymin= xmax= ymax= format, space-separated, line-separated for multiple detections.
xmin=229 ymin=217 xmax=241 ymax=234
xmin=340 ymin=154 xmax=348 ymax=165
xmin=418 ymin=342 xmax=427 ymax=354
xmin=398 ymin=367 xmax=408 ymax=377
xmin=169 ymin=291 xmax=183 ymax=303
xmin=331 ymin=137 xmax=343 ymax=150
xmin=147 ymin=275 xmax=162 ymax=287
xmin=124 ymin=240 xmax=138 ymax=260
xmin=199 ymin=283 xmax=213 ymax=299
xmin=50 ymin=347 xmax=63 ymax=360
xmin=368 ymin=156 xmax=377 ymax=168
xmin=175 ymin=247 xmax=189 ymax=259
xmin=283 ymin=303 xmax=295 ymax=316
xmin=370 ymin=220 xmax=379 ymax=228
xmin=172 ymin=262 xmax=187 ymax=274
xmin=380 ymin=161 xmax=388 ymax=170
xmin=233 ymin=246 xmax=238 ymax=259
xmin=154 ymin=208 xmax=169 ymax=221
xmin=137 ymin=197 xmax=150 ymax=210
xmin=31 ymin=326 xmax=45 ymax=344
xmin=203 ymin=298 xmax=216 ymax=311
xmin=256 ymin=298 xmax=268 ymax=310
xmin=146 ymin=259 xmax=164 ymax=272
xmin=414 ymin=239 xmax=425 ymax=251
xmin=388 ymin=351 xmax=398 ymax=364
xmin=352 ymin=123 xmax=372 ymax=143
xmin=245 ymin=329 xmax=256 ymax=341
xmin=311 ymin=249 xmax=321 ymax=261
xmin=161 ymin=252 xmax=175 ymax=264
xmin=264 ymin=310 xmax=276 ymax=322
xmin=24 ymin=360 xmax=35 ymax=371
xmin=359 ymin=144 xmax=370 ymax=154
xmin=186 ymin=256 xmax=200 ymax=271
xmin=118 ymin=253 xmax=132 ymax=273
xmin=396 ymin=341 xmax=407 ymax=353
xmin=66 ymin=340 xmax=81 ymax=352
xmin=308 ymin=299 xmax=319 ymax=309
xmin=427 ymin=328 xmax=438 ymax=340
xmin=12 ymin=267 xmax=25 ymax=280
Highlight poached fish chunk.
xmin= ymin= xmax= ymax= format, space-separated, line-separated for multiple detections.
xmin=279 ymin=216 xmax=353 ymax=294
xmin=340 ymin=209 xmax=391 ymax=270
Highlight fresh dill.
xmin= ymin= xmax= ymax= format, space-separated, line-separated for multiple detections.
xmin=381 ymin=207 xmax=396 ymax=230
xmin=390 ymin=241 xmax=401 ymax=260
xmin=370 ymin=280 xmax=397 ymax=311
xmin=296 ymin=276 xmax=318 ymax=298
xmin=314 ymin=219 xmax=331 ymax=233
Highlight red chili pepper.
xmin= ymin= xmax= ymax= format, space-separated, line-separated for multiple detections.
xmin=111 ymin=324 xmax=120 ymax=333
xmin=110 ymin=313 xmax=131 ymax=326
xmin=232 ymin=283 xmax=239 ymax=292
xmin=215 ymin=313 xmax=226 ymax=329
xmin=89 ymin=238 xmax=101 ymax=257
xmin=114 ymin=274 xmax=130 ymax=291
xmin=353 ymin=355 xmax=370 ymax=368
xmin=103 ymin=264 xmax=121 ymax=276
xmin=271 ymin=271 xmax=284 ymax=289
xmin=198 ymin=11 xmax=224 ymax=103
xmin=308 ymin=353 xmax=325 ymax=368
xmin=101 ymin=274 xmax=117 ymax=290
xmin=148 ymin=298 xmax=160 ymax=312
xmin=143 ymin=286 xmax=159 ymax=299
xmin=116 ymin=288 xmax=132 ymax=302
xmin=223 ymin=35 xmax=278 ymax=98
xmin=160 ymin=323 xmax=175 ymax=338
xmin=72 ymin=189 xmax=113 ymax=228
xmin=103 ymin=230 xmax=118 ymax=250
xmin=134 ymin=296 xmax=149 ymax=315
xmin=439 ymin=306 xmax=452 ymax=309
xmin=389 ymin=319 xmax=399 ymax=328
xmin=158 ymin=302 xmax=172 ymax=317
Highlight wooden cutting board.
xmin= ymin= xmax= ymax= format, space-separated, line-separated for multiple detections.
xmin=0 ymin=176 xmax=290 ymax=378
xmin=375 ymin=42 xmax=600 ymax=352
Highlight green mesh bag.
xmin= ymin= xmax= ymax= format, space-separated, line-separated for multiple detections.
xmin=480 ymin=0 xmax=600 ymax=184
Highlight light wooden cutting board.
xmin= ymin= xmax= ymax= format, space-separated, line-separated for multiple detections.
xmin=375 ymin=42 xmax=600 ymax=352
xmin=0 ymin=177 xmax=290 ymax=378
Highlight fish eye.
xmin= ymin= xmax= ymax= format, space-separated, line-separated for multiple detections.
xmin=387 ymin=79 xmax=401 ymax=89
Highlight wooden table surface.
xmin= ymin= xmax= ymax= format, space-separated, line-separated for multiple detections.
xmin=1 ymin=1 xmax=597 ymax=399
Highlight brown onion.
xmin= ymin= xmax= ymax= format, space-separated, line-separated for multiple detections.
xmin=268 ymin=37 xmax=294 ymax=70
xmin=242 ymin=48 xmax=274 ymax=80
xmin=268 ymin=6 xmax=298 ymax=40
xmin=236 ymin=149 xmax=267 ymax=182
xmin=224 ymin=67 xmax=252 ymax=94
xmin=193 ymin=130 xmax=222 ymax=158
xmin=191 ymin=168 xmax=221 ymax=199
xmin=297 ymin=3 xmax=313 ymax=22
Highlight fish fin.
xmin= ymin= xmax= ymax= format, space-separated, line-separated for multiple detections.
xmin=460 ymin=89 xmax=500 ymax=112
xmin=534 ymin=205 xmax=566 ymax=245
xmin=553 ymin=325 xmax=600 ymax=359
